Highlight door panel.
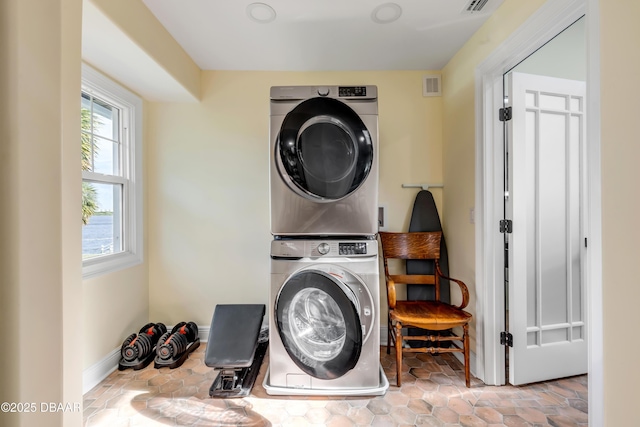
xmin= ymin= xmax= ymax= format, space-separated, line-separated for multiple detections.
xmin=276 ymin=269 xmax=362 ymax=379
xmin=507 ymin=72 xmax=587 ymax=385
xmin=276 ymin=97 xmax=373 ymax=201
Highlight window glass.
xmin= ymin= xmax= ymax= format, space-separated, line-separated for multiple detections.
xmin=92 ymin=137 xmax=120 ymax=175
xmin=82 ymin=182 xmax=123 ymax=258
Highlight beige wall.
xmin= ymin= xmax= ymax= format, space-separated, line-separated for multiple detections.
xmin=83 ymin=264 xmax=149 ymax=369
xmin=0 ymin=2 xmax=19 ymax=418
xmin=147 ymin=70 xmax=443 ymax=326
xmin=600 ymin=1 xmax=640 ymax=425
xmin=62 ymin=0 xmax=85 ymax=425
xmin=0 ymin=1 xmax=83 ymax=426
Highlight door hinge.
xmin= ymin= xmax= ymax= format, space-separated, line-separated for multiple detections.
xmin=504 ymin=241 xmax=509 ymax=269
xmin=499 ymin=107 xmax=512 ymax=122
xmin=499 ymin=219 xmax=512 ymax=233
xmin=500 ymin=331 xmax=513 ymax=347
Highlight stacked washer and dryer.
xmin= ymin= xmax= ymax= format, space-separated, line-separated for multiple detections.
xmin=264 ymin=86 xmax=388 ymax=396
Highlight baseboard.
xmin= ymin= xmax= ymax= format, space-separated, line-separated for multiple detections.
xmin=82 ymin=325 xmax=210 ymax=395
xmin=198 ymin=326 xmax=210 ymax=343
xmin=83 ymin=348 xmax=120 ymax=394
xmin=379 ymin=326 xmax=477 ymax=379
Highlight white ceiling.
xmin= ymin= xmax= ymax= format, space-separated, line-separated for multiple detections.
xmin=141 ymin=0 xmax=505 ymax=71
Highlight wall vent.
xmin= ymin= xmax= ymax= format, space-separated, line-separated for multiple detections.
xmin=463 ymin=0 xmax=490 ymax=13
xmin=423 ymin=75 xmax=442 ymax=97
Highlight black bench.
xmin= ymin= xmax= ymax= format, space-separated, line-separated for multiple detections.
xmin=205 ymin=304 xmax=267 ymax=398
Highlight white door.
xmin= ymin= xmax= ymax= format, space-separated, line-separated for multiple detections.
xmin=506 ymin=72 xmax=587 ymax=385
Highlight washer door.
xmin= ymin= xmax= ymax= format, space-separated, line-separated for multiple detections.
xmin=276 ymin=97 xmax=373 ymax=202
xmin=276 ymin=269 xmax=362 ymax=380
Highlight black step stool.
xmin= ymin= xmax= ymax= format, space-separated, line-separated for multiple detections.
xmin=205 ymin=304 xmax=267 ymax=398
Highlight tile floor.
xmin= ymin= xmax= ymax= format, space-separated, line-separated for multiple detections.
xmin=83 ymin=345 xmax=588 ymax=426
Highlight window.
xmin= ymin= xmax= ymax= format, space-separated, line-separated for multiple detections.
xmin=81 ymin=64 xmax=143 ymax=278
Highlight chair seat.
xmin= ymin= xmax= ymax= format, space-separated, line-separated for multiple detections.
xmin=391 ymin=301 xmax=471 ymax=331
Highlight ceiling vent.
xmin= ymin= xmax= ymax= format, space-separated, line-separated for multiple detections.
xmin=463 ymin=0 xmax=490 ymax=13
xmin=423 ymin=75 xmax=442 ymax=97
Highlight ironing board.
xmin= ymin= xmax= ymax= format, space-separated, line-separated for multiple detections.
xmin=406 ymin=190 xmax=451 ymax=347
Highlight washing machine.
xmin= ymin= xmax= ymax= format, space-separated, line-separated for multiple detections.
xmin=270 ymin=85 xmax=379 ymax=237
xmin=264 ymin=237 xmax=388 ymax=396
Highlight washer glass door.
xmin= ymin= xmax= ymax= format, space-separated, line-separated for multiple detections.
xmin=276 ymin=269 xmax=362 ymax=379
xmin=276 ymin=97 xmax=373 ymax=202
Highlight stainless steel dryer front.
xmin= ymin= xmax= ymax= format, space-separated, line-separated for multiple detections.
xmin=264 ymin=238 xmax=387 ymax=396
xmin=270 ymin=85 xmax=379 ymax=236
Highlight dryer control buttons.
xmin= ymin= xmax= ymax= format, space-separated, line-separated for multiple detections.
xmin=339 ymin=86 xmax=367 ymax=97
xmin=339 ymin=242 xmax=367 ymax=255
xmin=317 ymin=242 xmax=330 ymax=255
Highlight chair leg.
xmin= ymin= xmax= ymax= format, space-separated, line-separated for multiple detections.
xmin=387 ymin=315 xmax=393 ymax=355
xmin=395 ymin=322 xmax=403 ymax=387
xmin=463 ymin=323 xmax=470 ymax=388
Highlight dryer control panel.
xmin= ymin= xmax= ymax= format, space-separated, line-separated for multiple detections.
xmin=270 ymin=85 xmax=377 ymax=101
xmin=338 ymin=86 xmax=367 ymax=97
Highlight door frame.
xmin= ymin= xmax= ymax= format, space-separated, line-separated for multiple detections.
xmin=474 ymin=0 xmax=603 ymax=424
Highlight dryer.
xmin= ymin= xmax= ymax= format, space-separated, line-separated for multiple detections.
xmin=270 ymin=85 xmax=379 ymax=237
xmin=264 ymin=238 xmax=387 ymax=395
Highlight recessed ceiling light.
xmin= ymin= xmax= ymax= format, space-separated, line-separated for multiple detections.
xmin=372 ymin=3 xmax=402 ymax=24
xmin=247 ymin=3 xmax=276 ymax=23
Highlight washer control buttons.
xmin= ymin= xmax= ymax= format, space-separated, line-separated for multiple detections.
xmin=317 ymin=242 xmax=330 ymax=255
xmin=339 ymin=242 xmax=367 ymax=255
xmin=317 ymin=87 xmax=330 ymax=96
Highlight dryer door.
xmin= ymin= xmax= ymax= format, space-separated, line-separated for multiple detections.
xmin=276 ymin=97 xmax=373 ymax=202
xmin=275 ymin=269 xmax=362 ymax=380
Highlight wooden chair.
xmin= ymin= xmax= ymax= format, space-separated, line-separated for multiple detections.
xmin=379 ymin=231 xmax=472 ymax=388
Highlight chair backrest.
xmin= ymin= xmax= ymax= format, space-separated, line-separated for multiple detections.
xmin=379 ymin=231 xmax=442 ymax=260
xmin=379 ymin=231 xmax=443 ymax=302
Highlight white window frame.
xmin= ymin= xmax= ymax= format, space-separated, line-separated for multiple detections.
xmin=81 ymin=63 xmax=143 ymax=279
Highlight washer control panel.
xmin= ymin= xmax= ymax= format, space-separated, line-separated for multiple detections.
xmin=339 ymin=242 xmax=367 ymax=255
xmin=271 ymin=239 xmax=377 ymax=258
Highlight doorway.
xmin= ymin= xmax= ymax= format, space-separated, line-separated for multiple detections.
xmin=473 ymin=0 xmax=603 ymax=424
xmin=502 ymin=18 xmax=588 ymax=386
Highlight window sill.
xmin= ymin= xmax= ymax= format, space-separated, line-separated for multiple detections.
xmin=82 ymin=251 xmax=142 ymax=280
